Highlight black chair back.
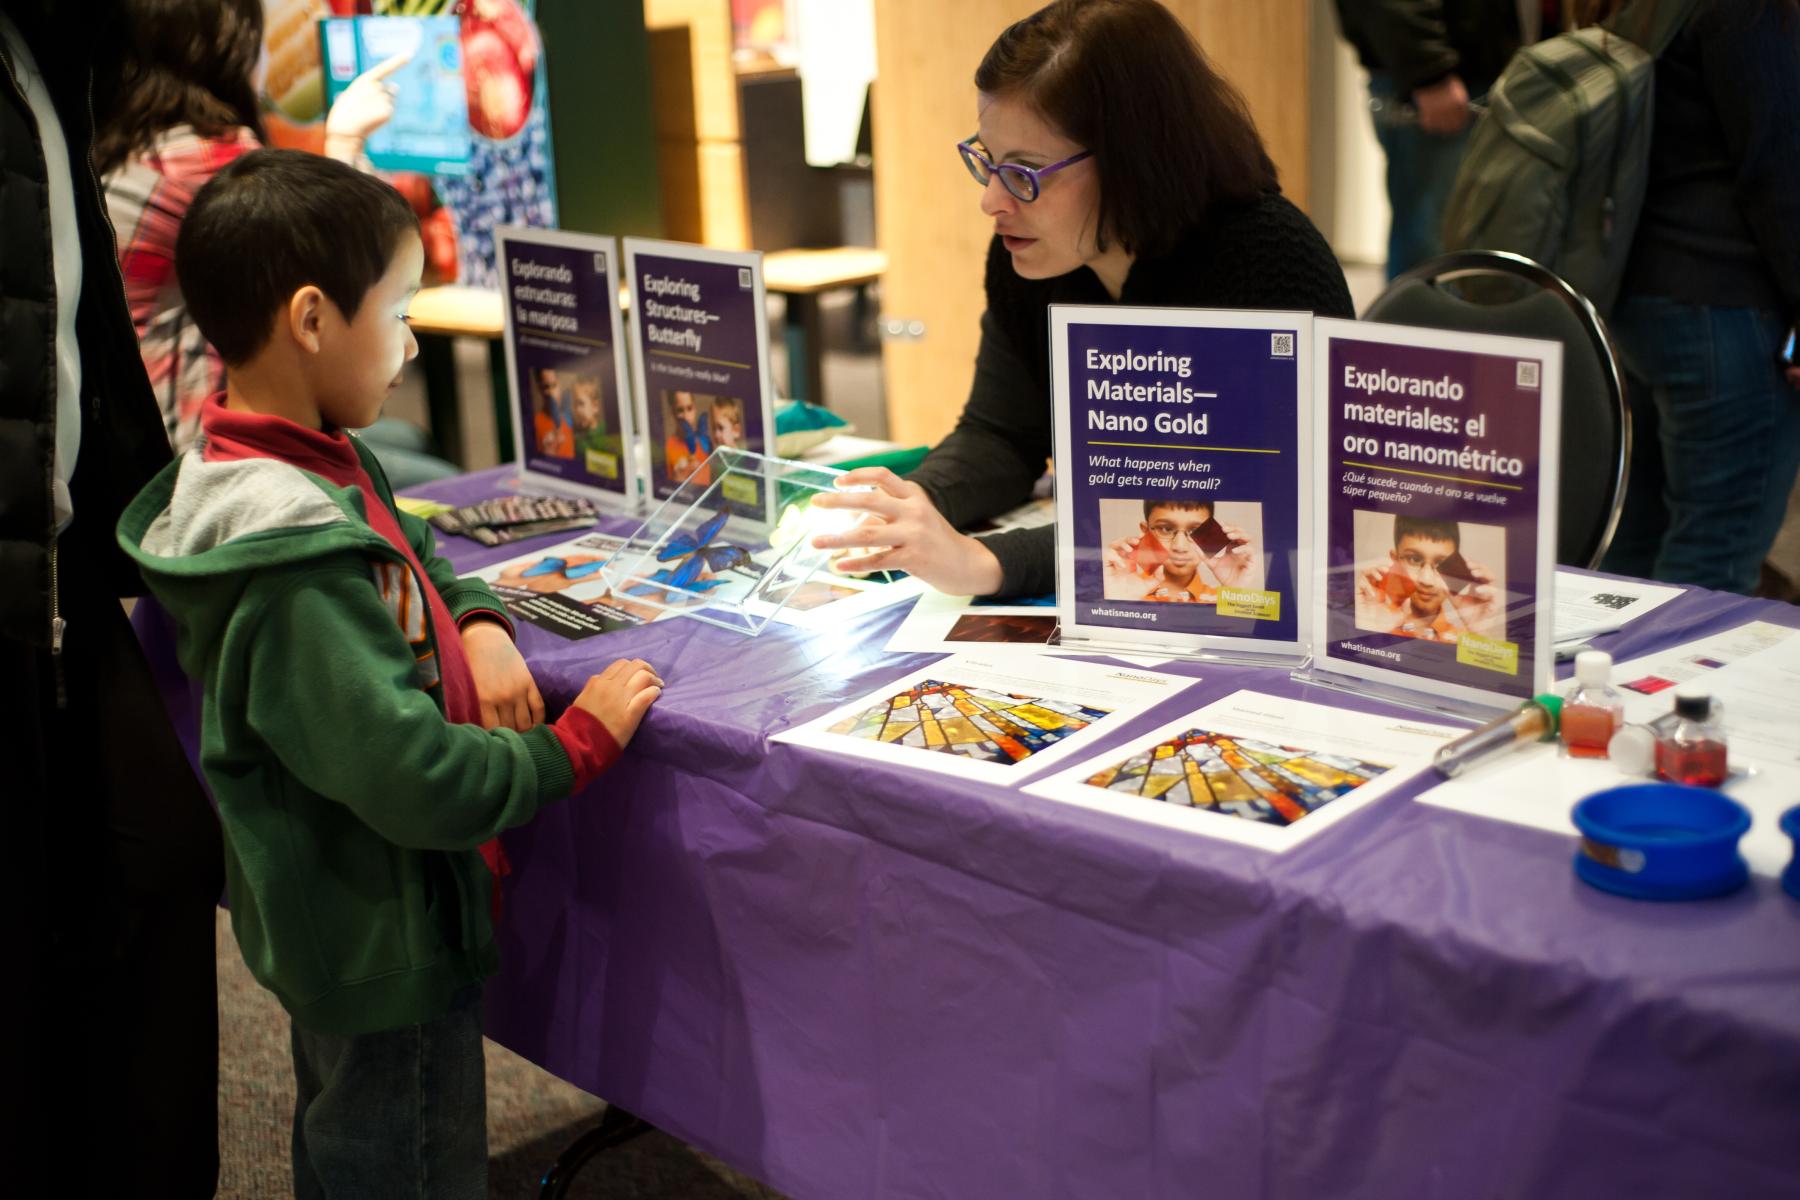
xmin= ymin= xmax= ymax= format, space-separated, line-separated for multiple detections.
xmin=1363 ymin=251 xmax=1630 ymax=569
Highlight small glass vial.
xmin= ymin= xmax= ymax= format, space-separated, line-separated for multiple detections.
xmin=1561 ymin=650 xmax=1624 ymax=758
xmin=1655 ymin=691 xmax=1729 ymax=787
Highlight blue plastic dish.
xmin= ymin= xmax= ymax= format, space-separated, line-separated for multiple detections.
xmin=1571 ymin=783 xmax=1751 ymax=901
xmin=1781 ymin=805 xmax=1800 ymax=902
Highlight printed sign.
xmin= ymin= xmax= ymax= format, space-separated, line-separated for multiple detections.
xmin=623 ymin=239 xmax=775 ymax=506
xmin=1051 ymin=306 xmax=1312 ymax=661
xmin=498 ymin=227 xmax=636 ymax=504
xmin=1312 ymin=318 xmax=1561 ymax=709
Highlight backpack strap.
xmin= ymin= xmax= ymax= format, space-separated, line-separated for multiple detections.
xmin=1606 ymin=0 xmax=1707 ymax=58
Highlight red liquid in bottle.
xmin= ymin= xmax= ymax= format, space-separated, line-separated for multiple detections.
xmin=1655 ymin=739 xmax=1728 ymax=787
xmin=1559 ymin=703 xmax=1618 ymax=759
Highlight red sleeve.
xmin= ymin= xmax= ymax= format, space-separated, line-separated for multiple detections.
xmin=549 ymin=705 xmax=622 ymax=792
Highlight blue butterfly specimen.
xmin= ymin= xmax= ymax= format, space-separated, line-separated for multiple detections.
xmin=657 ymin=509 xmax=730 ymax=561
xmin=622 ymin=552 xmax=730 ymax=597
xmin=624 ymin=507 xmax=746 ymax=598
xmin=657 ymin=509 xmax=750 ymax=571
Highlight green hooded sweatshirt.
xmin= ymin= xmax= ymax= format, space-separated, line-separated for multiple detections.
xmin=119 ymin=442 xmax=576 ymax=1035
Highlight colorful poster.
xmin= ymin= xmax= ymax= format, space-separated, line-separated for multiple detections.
xmin=1312 ymin=318 xmax=1561 ymax=710
xmin=623 ymin=239 xmax=775 ymax=505
xmin=319 ymin=14 xmax=471 ymax=176
xmin=497 ymin=228 xmax=636 ymax=504
xmin=261 ymin=0 xmax=555 ymax=289
xmin=1050 ymin=306 xmax=1312 ymax=661
xmin=770 ymin=654 xmax=1191 ymax=786
xmin=1025 ymin=691 xmax=1458 ymax=851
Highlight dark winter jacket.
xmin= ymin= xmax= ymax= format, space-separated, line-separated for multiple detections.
xmin=1332 ymin=0 xmax=1525 ymax=97
xmin=1 ymin=6 xmax=169 ymax=651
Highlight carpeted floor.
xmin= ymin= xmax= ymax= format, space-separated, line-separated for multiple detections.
xmin=215 ymin=910 xmax=787 ymax=1198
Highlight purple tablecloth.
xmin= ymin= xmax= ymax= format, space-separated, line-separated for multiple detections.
xmin=158 ymin=466 xmax=1800 ymax=1198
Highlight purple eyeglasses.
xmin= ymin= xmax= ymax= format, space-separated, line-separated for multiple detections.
xmin=957 ymin=137 xmax=1092 ymax=202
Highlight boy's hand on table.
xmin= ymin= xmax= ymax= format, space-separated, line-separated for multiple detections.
xmin=462 ymin=620 xmax=545 ymax=732
xmin=573 ymin=658 xmax=663 ymax=748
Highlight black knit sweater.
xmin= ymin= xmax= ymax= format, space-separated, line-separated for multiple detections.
xmin=909 ymin=190 xmax=1354 ymax=598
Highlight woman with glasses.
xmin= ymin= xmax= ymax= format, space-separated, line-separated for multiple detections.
xmin=813 ymin=0 xmax=1352 ymax=598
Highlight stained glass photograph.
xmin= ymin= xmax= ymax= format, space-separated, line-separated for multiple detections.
xmin=828 ymin=680 xmax=1112 ymax=766
xmin=1083 ymin=729 xmax=1392 ymax=826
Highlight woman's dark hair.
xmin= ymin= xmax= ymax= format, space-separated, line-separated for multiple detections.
xmin=177 ymin=149 xmax=419 ymax=364
xmin=974 ymin=0 xmax=1277 ymax=258
xmin=92 ymin=0 xmax=267 ymax=176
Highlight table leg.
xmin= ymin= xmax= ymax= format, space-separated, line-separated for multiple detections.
xmin=784 ymin=292 xmax=827 ymax=407
xmin=537 ymin=1104 xmax=654 ymax=1199
xmin=488 ymin=338 xmax=514 ymax=464
xmin=418 ymin=333 xmax=465 ymax=467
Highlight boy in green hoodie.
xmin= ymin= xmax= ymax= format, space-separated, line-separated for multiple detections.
xmin=118 ymin=149 xmax=662 ymax=1198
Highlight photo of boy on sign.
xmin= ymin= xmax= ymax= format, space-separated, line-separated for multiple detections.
xmin=1100 ymin=498 xmax=1263 ymax=602
xmin=1353 ymin=512 xmax=1505 ymax=642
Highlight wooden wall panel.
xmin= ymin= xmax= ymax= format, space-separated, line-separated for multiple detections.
xmin=645 ymin=0 xmax=749 ymax=248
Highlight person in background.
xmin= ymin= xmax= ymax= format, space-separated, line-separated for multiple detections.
xmin=94 ymin=0 xmax=457 ymax=487
xmin=1332 ymin=0 xmax=1536 ymax=278
xmin=1595 ymin=0 xmax=1800 ymax=595
xmin=809 ymin=0 xmax=1352 ymax=597
xmin=1 ymin=2 xmax=224 ymax=1193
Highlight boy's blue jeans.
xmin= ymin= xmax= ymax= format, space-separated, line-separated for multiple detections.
xmin=290 ymin=987 xmax=487 ymax=1200
xmin=1600 ymin=296 xmax=1800 ymax=594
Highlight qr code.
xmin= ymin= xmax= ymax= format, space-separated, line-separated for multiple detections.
xmin=1589 ymin=592 xmax=1635 ymax=610
xmin=738 ymin=267 xmax=753 ymax=288
xmin=1271 ymin=332 xmax=1295 ymax=358
xmin=1516 ymin=360 xmax=1541 ymax=388
xmin=593 ymin=252 xmax=607 ymax=273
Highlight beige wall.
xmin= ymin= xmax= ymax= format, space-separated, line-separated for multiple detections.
xmin=645 ymin=0 xmax=751 ymax=248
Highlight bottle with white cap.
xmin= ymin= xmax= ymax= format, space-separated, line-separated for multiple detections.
xmin=1560 ymin=649 xmax=1624 ymax=758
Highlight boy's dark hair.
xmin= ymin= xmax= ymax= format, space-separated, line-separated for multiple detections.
xmin=176 ymin=149 xmax=419 ymax=365
xmin=1143 ymin=498 xmax=1212 ymax=520
xmin=975 ymin=0 xmax=1278 ymax=259
xmin=1393 ymin=515 xmax=1460 ymax=550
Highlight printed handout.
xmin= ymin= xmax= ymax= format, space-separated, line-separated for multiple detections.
xmin=1025 ymin=690 xmax=1458 ymax=850
xmin=770 ymin=653 xmax=1192 ymax=786
xmin=474 ymin=530 xmax=918 ymax=639
xmin=1552 ymin=571 xmax=1683 ymax=641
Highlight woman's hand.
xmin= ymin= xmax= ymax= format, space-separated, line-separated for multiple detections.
xmin=809 ymin=467 xmax=1005 ymax=596
xmin=461 ymin=619 xmax=544 ymax=732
